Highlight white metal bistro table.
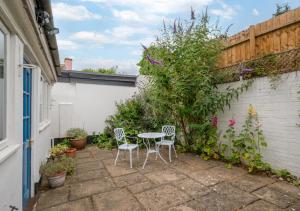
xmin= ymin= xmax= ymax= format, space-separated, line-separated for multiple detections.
xmin=138 ymin=132 xmax=168 ymax=169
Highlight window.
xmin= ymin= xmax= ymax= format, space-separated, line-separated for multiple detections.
xmin=0 ymin=28 xmax=6 ymax=141
xmin=39 ymin=76 xmax=50 ymax=124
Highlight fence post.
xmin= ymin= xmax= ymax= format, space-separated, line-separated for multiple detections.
xmin=249 ymin=25 xmax=256 ymax=59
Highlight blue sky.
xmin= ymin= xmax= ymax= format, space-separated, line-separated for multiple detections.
xmin=52 ymin=0 xmax=299 ymax=75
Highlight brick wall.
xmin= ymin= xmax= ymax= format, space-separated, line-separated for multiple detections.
xmin=217 ymin=71 xmax=300 ymax=176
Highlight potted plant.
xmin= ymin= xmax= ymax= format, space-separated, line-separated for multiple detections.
xmin=50 ymin=144 xmax=68 ymax=158
xmin=40 ymin=156 xmax=75 ymax=188
xmin=67 ymin=128 xmax=88 ymax=150
xmin=66 ymin=147 xmax=77 ymax=157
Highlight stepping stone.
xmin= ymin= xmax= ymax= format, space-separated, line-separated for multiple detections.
xmin=286 ymin=201 xmax=300 ymax=211
xmin=92 ymin=188 xmax=144 ymax=211
xmin=137 ymin=160 xmax=168 ymax=174
xmin=76 ymin=151 xmax=92 ymax=159
xmin=76 ymin=160 xmax=104 ymax=173
xmin=145 ymin=168 xmax=186 ymax=185
xmin=241 ymin=200 xmax=283 ymax=211
xmin=76 ymin=157 xmax=96 ymax=164
xmin=208 ymin=165 xmax=247 ymax=181
xmin=127 ymin=181 xmax=156 ymax=194
xmin=269 ymin=182 xmax=300 ymax=199
xmin=175 ymin=178 xmax=211 ymax=199
xmin=178 ymin=154 xmax=220 ymax=170
xmin=36 ymin=186 xmax=69 ymax=210
xmin=113 ymin=172 xmax=148 ymax=187
xmin=230 ymin=174 xmax=275 ymax=192
xmin=171 ymin=161 xmax=203 ymax=174
xmin=93 ymin=151 xmax=114 ymax=160
xmin=104 ymin=159 xmax=138 ymax=177
xmin=189 ymin=170 xmax=223 ymax=186
xmin=69 ymin=177 xmax=115 ymax=200
xmin=253 ymin=186 xmax=298 ymax=208
xmin=167 ymin=199 xmax=200 ymax=211
xmin=76 ymin=168 xmax=109 ymax=182
xmin=42 ymin=197 xmax=93 ymax=211
xmin=211 ymin=182 xmax=258 ymax=206
xmin=136 ymin=185 xmax=191 ymax=210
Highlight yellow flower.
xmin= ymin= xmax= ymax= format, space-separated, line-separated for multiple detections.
xmin=248 ymin=104 xmax=256 ymax=116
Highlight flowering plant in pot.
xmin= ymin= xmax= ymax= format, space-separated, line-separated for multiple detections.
xmin=67 ymin=128 xmax=88 ymax=150
xmin=50 ymin=144 xmax=68 ymax=158
xmin=40 ymin=156 xmax=75 ymax=188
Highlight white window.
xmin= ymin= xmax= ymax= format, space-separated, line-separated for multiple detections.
xmin=0 ymin=27 xmax=6 ymax=141
xmin=39 ymin=76 xmax=50 ymax=124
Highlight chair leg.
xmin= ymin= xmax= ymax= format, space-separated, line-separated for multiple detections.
xmin=173 ymin=144 xmax=178 ymax=158
xmin=155 ymin=144 xmax=158 ymax=160
xmin=129 ymin=149 xmax=133 ymax=168
xmin=142 ymin=151 xmax=149 ymax=169
xmin=114 ymin=149 xmax=120 ymax=165
xmin=137 ymin=147 xmax=139 ymax=162
xmin=169 ymin=145 xmax=172 ymax=162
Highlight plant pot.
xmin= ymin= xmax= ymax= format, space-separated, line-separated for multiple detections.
xmin=48 ymin=171 xmax=66 ymax=188
xmin=66 ymin=148 xmax=77 ymax=157
xmin=70 ymin=138 xmax=87 ymax=150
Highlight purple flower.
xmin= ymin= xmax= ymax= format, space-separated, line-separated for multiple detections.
xmin=141 ymin=43 xmax=148 ymax=51
xmin=240 ymin=68 xmax=253 ymax=76
xmin=191 ymin=7 xmax=195 ymax=20
xmin=211 ymin=116 xmax=218 ymax=127
xmin=173 ymin=20 xmax=177 ymax=33
xmin=146 ymin=54 xmax=163 ymax=66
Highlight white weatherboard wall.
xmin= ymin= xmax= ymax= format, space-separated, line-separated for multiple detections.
xmin=217 ymin=71 xmax=300 ymax=176
xmin=51 ymin=81 xmax=138 ymax=137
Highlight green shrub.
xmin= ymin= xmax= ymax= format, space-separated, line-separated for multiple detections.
xmin=40 ymin=156 xmax=75 ymax=177
xmin=67 ymin=128 xmax=88 ymax=139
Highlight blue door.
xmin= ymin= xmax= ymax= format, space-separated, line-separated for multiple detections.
xmin=23 ymin=67 xmax=32 ymax=209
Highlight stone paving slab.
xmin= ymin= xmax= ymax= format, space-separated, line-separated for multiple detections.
xmin=135 ymin=185 xmax=191 ymax=210
xmin=253 ymin=186 xmax=298 ymax=208
xmin=69 ymin=177 xmax=115 ymax=200
xmin=241 ymin=200 xmax=284 ymax=211
xmin=112 ymin=172 xmax=149 ymax=188
xmin=36 ymin=147 xmax=300 ymax=211
xmin=145 ymin=168 xmax=186 ymax=185
xmin=92 ymin=188 xmax=144 ymax=211
xmin=42 ymin=197 xmax=94 ymax=211
xmin=36 ymin=186 xmax=69 ymax=210
xmin=230 ymin=174 xmax=275 ymax=192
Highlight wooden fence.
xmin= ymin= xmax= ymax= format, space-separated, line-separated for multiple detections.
xmin=219 ymin=7 xmax=300 ymax=69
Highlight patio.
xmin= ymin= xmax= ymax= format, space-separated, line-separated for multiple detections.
xmin=35 ymin=146 xmax=300 ymax=211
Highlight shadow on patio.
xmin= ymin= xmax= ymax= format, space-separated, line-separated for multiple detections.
xmin=35 ymin=146 xmax=300 ymax=211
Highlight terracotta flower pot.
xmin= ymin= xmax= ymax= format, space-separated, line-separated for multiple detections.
xmin=66 ymin=148 xmax=77 ymax=157
xmin=70 ymin=138 xmax=87 ymax=150
xmin=48 ymin=171 xmax=66 ymax=188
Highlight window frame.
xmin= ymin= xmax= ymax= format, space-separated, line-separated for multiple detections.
xmin=39 ymin=75 xmax=50 ymax=131
xmin=0 ymin=21 xmax=9 ymax=149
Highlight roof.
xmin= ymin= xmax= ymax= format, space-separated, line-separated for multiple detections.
xmin=58 ymin=71 xmax=137 ymax=87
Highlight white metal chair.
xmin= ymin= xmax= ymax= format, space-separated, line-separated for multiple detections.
xmin=114 ymin=128 xmax=139 ymax=168
xmin=156 ymin=125 xmax=177 ymax=162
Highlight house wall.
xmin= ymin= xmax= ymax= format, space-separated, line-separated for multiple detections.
xmin=217 ymin=71 xmax=300 ymax=176
xmin=51 ymin=81 xmax=139 ymax=137
xmin=0 ymin=1 xmax=57 ymax=210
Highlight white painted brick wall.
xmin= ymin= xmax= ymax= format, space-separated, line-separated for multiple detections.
xmin=217 ymin=71 xmax=300 ymax=176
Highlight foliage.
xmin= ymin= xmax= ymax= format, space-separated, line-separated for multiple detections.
xmin=40 ymin=156 xmax=75 ymax=177
xmin=50 ymin=144 xmax=68 ymax=158
xmin=67 ymin=128 xmax=88 ymax=139
xmin=137 ymin=10 xmax=253 ymax=158
xmin=60 ymin=138 xmax=71 ymax=147
xmin=273 ymin=3 xmax=290 ymax=16
xmin=272 ymin=169 xmax=300 ymax=186
xmin=222 ymin=105 xmax=270 ymax=172
xmin=81 ymin=66 xmax=117 ymax=75
xmin=92 ymin=132 xmax=114 ymax=150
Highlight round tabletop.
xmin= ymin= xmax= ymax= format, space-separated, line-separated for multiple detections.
xmin=138 ymin=132 xmax=165 ymax=139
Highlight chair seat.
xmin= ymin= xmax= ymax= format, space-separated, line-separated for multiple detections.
xmin=118 ymin=143 xmax=138 ymax=150
xmin=156 ymin=140 xmax=174 ymax=145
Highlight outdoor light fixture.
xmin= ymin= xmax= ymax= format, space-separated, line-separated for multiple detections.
xmin=36 ymin=9 xmax=50 ymax=27
xmin=47 ymin=27 xmax=59 ymax=35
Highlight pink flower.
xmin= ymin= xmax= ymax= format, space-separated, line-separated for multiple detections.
xmin=228 ymin=119 xmax=236 ymax=127
xmin=211 ymin=116 xmax=218 ymax=127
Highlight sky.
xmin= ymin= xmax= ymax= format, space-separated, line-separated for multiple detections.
xmin=51 ymin=0 xmax=299 ymax=75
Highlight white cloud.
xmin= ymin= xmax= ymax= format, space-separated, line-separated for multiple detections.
xmin=211 ymin=2 xmax=237 ymax=20
xmin=252 ymin=8 xmax=259 ymax=16
xmin=74 ymin=58 xmax=138 ymax=74
xmin=52 ymin=3 xmax=102 ymax=21
xmin=57 ymin=39 xmax=80 ymax=50
xmin=71 ymin=25 xmax=155 ymax=46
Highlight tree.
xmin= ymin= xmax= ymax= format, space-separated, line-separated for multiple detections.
xmin=273 ymin=3 xmax=290 ymax=16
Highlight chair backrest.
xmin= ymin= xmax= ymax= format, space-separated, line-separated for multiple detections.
xmin=162 ymin=125 xmax=175 ymax=141
xmin=114 ymin=128 xmax=127 ymax=145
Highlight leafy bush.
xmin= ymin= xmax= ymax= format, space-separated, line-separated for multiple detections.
xmin=67 ymin=128 xmax=88 ymax=139
xmin=40 ymin=156 xmax=75 ymax=177
xmin=50 ymin=144 xmax=68 ymax=158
